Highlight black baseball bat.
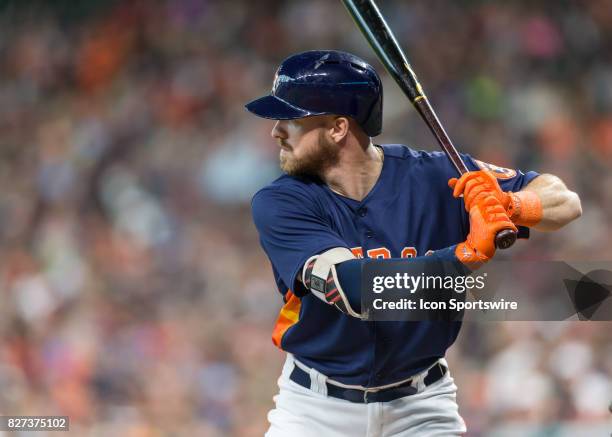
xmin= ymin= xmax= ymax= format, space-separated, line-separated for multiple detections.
xmin=341 ymin=0 xmax=516 ymax=250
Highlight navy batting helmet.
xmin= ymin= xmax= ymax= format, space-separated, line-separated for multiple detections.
xmin=245 ymin=50 xmax=383 ymax=137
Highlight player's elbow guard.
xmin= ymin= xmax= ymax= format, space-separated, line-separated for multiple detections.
xmin=302 ymin=248 xmax=363 ymax=319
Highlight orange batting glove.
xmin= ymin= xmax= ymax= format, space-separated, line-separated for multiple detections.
xmin=448 ymin=170 xmax=542 ymax=227
xmin=455 ymin=194 xmax=518 ymax=267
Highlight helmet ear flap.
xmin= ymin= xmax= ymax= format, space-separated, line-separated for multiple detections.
xmin=362 ymin=91 xmax=383 ymax=137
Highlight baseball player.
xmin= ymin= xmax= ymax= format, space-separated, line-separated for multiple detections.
xmin=246 ymin=50 xmax=581 ymax=437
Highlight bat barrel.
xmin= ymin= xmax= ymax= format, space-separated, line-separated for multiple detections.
xmin=341 ymin=0 xmax=423 ymax=102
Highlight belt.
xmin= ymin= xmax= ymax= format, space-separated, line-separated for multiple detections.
xmin=289 ymin=362 xmax=447 ymax=404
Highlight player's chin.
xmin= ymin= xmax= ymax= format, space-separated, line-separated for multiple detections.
xmin=281 ymin=157 xmax=308 ymax=177
xmin=279 ymin=154 xmax=293 ymax=173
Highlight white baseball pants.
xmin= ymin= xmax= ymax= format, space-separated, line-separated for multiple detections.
xmin=265 ymin=355 xmax=466 ymax=437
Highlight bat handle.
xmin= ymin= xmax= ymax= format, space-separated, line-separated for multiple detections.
xmin=495 ymin=228 xmax=517 ymax=250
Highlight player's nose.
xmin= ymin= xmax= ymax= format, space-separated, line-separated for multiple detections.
xmin=271 ymin=120 xmax=288 ymax=139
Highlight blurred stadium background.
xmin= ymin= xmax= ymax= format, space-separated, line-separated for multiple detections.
xmin=0 ymin=0 xmax=610 ymax=435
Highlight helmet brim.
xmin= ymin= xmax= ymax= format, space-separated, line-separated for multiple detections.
xmin=245 ymin=95 xmax=323 ymax=120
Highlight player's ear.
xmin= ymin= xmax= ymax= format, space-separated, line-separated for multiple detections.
xmin=329 ymin=116 xmax=350 ymax=144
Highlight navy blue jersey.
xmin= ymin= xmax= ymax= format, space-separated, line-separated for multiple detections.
xmin=251 ymin=144 xmax=539 ymax=387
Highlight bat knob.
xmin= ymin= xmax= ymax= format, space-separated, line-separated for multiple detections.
xmin=495 ymin=229 xmax=517 ymax=250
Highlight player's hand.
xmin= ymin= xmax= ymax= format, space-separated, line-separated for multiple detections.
xmin=448 ymin=170 xmax=509 ymax=211
xmin=448 ymin=170 xmax=543 ymax=227
xmin=455 ymin=194 xmax=517 ymax=266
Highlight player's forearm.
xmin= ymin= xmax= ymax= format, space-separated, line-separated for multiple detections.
xmin=304 ymin=248 xmax=469 ymax=318
xmin=522 ymin=174 xmax=582 ymax=231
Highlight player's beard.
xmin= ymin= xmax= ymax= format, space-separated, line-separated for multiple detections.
xmin=280 ymin=131 xmax=340 ymax=178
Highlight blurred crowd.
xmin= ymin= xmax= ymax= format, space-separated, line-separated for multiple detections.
xmin=0 ymin=0 xmax=610 ymax=435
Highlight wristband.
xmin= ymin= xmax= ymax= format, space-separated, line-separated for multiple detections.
xmin=507 ymin=191 xmax=543 ymax=227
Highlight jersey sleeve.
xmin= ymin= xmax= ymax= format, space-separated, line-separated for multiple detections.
xmin=463 ymin=155 xmax=540 ymax=192
xmin=251 ymin=187 xmax=349 ymax=297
